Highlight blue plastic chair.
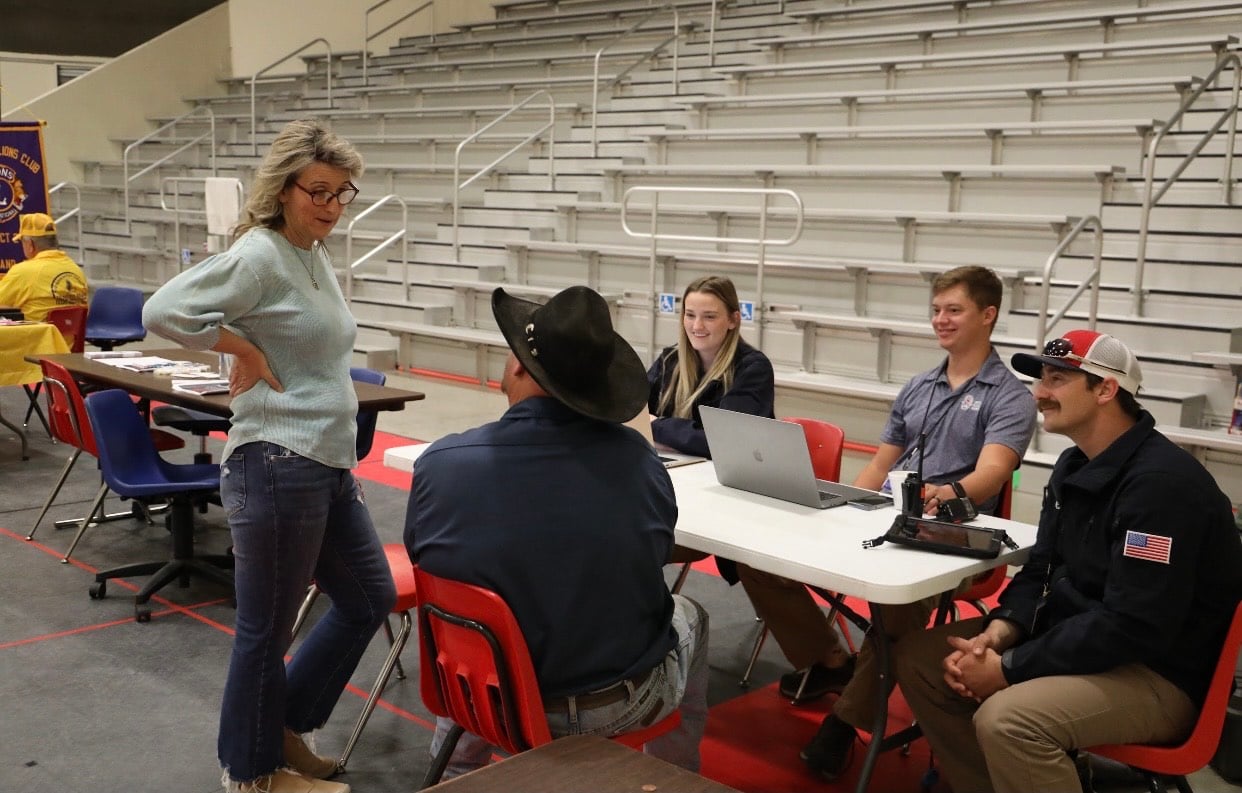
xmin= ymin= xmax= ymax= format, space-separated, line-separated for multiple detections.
xmin=350 ymin=366 xmax=386 ymax=460
xmin=84 ymin=286 xmax=146 ymax=351
xmin=83 ymin=389 xmax=234 ymax=622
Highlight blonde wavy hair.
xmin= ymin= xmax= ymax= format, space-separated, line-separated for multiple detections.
xmin=233 ymin=119 xmax=364 ymax=241
xmin=657 ymin=276 xmax=743 ymax=419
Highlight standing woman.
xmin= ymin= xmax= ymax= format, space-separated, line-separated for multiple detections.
xmin=144 ymin=120 xmax=395 ymax=793
xmin=647 ymin=275 xmax=775 ymax=457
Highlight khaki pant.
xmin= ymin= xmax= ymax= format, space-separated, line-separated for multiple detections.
xmin=894 ymin=617 xmax=1196 ymax=793
xmin=735 ymin=563 xmax=850 ymax=669
xmin=832 ymin=595 xmax=940 ymax=728
xmin=736 ymin=560 xmax=953 ymax=723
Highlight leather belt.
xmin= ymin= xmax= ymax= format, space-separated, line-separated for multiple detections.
xmin=543 ymin=666 xmax=655 ymax=712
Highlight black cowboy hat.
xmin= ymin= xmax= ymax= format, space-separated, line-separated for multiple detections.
xmin=491 ymin=285 xmax=648 ymax=423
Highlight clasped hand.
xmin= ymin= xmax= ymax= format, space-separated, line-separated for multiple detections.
xmin=942 ymin=633 xmax=1009 ymax=703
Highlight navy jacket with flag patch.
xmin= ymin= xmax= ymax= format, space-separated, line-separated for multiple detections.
xmin=989 ymin=411 xmax=1242 ymax=705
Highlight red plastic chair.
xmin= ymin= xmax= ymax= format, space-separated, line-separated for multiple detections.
xmin=290 ymin=544 xmax=418 ymax=771
xmin=24 ymin=358 xmax=184 ymax=562
xmin=414 ymin=565 xmax=682 ymax=788
xmin=786 ymin=416 xmax=845 ymax=484
xmin=739 ymin=417 xmax=856 ymax=690
xmin=22 ymin=304 xmax=89 ymax=435
xmin=1087 ymin=601 xmax=1242 ymax=792
xmin=45 ymin=304 xmax=88 ymax=353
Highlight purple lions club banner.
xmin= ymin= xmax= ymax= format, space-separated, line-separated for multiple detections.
xmin=0 ymin=121 xmax=51 ymax=277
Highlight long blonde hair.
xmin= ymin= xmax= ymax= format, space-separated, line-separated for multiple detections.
xmin=657 ymin=276 xmax=743 ymax=418
xmin=233 ymin=119 xmax=364 ymax=241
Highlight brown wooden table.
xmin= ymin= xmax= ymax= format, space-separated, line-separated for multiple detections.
xmin=25 ymin=348 xmax=424 ymax=417
xmin=424 ymin=735 xmax=741 ymax=793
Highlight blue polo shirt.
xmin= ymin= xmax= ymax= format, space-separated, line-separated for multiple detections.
xmin=879 ymin=348 xmax=1036 ymax=513
xmin=405 ymin=397 xmax=678 ymax=697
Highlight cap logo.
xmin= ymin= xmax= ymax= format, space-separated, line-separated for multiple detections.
xmin=1045 ymin=337 xmax=1074 ymax=358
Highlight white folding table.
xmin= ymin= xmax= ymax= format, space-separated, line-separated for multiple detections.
xmin=668 ymin=461 xmax=1037 ymax=793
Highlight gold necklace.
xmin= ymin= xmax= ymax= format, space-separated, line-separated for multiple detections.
xmin=291 ymin=241 xmax=320 ymax=290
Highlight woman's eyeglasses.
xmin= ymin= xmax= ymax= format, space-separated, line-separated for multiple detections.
xmin=293 ymin=182 xmax=359 ymax=206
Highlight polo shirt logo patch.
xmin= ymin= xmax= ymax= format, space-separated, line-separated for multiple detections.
xmin=1123 ymin=530 xmax=1172 ymax=564
xmin=959 ymin=394 xmax=981 ymax=411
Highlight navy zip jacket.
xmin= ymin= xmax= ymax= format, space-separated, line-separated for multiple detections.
xmin=990 ymin=411 xmax=1242 ymax=705
xmin=646 ymin=339 xmax=775 ymax=459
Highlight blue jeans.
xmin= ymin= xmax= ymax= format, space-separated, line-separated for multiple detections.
xmin=218 ymin=442 xmax=396 ymax=783
xmin=431 ymin=594 xmax=709 ymax=776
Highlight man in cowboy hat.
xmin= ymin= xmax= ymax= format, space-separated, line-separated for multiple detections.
xmin=892 ymin=329 xmax=1242 ymax=793
xmin=404 ymin=285 xmax=708 ymax=777
xmin=0 ymin=212 xmax=88 ymax=322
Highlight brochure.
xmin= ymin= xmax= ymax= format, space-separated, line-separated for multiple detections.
xmin=84 ymin=350 xmax=143 ymax=359
xmin=100 ymin=356 xmax=179 ymax=372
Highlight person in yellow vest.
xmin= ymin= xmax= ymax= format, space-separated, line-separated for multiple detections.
xmin=0 ymin=212 xmax=88 ymax=321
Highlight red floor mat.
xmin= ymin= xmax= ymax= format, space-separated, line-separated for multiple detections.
xmin=701 ymin=683 xmax=934 ymax=793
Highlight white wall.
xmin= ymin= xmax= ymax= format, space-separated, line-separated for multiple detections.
xmin=2 ymin=5 xmax=231 ymax=186
xmin=0 ymin=54 xmax=106 ymax=113
xmin=227 ymin=0 xmax=495 ymax=77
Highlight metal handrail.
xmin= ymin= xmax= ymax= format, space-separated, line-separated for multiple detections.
xmin=251 ymin=38 xmax=333 ymax=155
xmin=707 ymin=0 xmax=719 ymax=68
xmin=1132 ymin=51 xmax=1240 ymax=315
xmin=49 ymin=181 xmax=83 ymax=263
xmin=123 ymin=105 xmax=216 ymax=233
xmin=621 ymin=185 xmax=804 ymax=359
xmin=159 ymin=176 xmax=244 ymax=275
xmin=363 ymin=0 xmax=434 ymax=87
xmin=591 ymin=4 xmax=685 ymax=157
xmin=1033 ymin=214 xmax=1102 ymax=349
xmin=346 ymin=194 xmax=409 ymax=305
xmin=452 ymin=90 xmax=556 ymax=261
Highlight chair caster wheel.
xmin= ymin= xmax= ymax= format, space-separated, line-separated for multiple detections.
xmin=89 ymin=581 xmax=106 ymax=599
xmin=135 ymin=606 xmax=152 ymax=623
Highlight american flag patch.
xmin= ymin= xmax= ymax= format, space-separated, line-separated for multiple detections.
xmin=1123 ymin=530 xmax=1172 ymax=564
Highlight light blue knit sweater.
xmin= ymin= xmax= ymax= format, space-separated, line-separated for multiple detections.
xmin=143 ymin=228 xmax=359 ymax=469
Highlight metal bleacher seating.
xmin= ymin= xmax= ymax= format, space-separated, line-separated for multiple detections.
xmin=55 ymin=0 xmax=1242 ymax=520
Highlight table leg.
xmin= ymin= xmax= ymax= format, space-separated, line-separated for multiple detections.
xmin=853 ymin=603 xmax=888 ymax=793
xmin=0 ymin=402 xmax=30 ymax=460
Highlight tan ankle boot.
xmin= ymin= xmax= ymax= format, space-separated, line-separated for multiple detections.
xmin=228 ymin=768 xmax=351 ymax=793
xmin=282 ymin=729 xmax=341 ymax=780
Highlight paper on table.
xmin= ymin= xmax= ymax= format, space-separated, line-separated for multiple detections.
xmin=171 ymin=380 xmax=231 ymax=395
xmin=99 ymin=356 xmax=179 ymax=372
xmin=84 ymin=350 xmax=143 ymax=359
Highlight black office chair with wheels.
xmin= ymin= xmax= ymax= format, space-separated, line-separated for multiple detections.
xmin=151 ymin=405 xmax=231 ymax=464
xmin=83 ymin=389 xmax=234 ymax=622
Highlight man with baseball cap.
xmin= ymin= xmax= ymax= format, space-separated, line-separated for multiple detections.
xmin=0 ymin=212 xmax=88 ymax=322
xmin=891 ymin=328 xmax=1242 ymax=792
xmin=404 ymin=285 xmax=708 ymax=776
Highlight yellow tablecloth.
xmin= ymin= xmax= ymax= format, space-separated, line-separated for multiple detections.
xmin=0 ymin=323 xmax=71 ymax=386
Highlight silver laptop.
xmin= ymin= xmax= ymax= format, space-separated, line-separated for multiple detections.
xmin=700 ymin=406 xmax=883 ymax=509
xmin=623 ymin=412 xmax=706 ymax=469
